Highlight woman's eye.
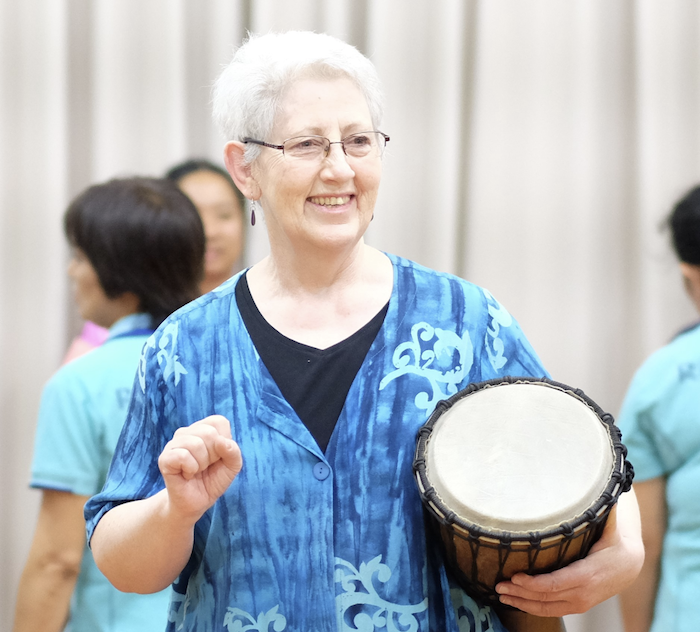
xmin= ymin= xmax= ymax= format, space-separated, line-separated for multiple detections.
xmin=294 ymin=138 xmax=320 ymax=149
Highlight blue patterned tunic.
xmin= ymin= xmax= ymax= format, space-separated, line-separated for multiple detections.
xmin=85 ymin=254 xmax=547 ymax=632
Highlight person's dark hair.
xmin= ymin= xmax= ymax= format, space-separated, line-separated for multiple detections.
xmin=64 ymin=177 xmax=205 ymax=326
xmin=165 ymin=158 xmax=245 ymax=210
xmin=668 ymin=185 xmax=700 ymax=265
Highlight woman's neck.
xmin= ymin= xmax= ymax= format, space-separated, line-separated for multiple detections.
xmin=261 ymin=241 xmax=367 ymax=294
xmin=95 ymin=292 xmax=141 ymax=329
xmin=245 ymin=244 xmax=393 ymax=349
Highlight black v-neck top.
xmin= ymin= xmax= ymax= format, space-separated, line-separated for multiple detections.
xmin=235 ymin=273 xmax=389 ymax=452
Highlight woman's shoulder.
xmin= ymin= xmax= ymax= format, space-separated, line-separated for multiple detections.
xmin=387 ymin=253 xmax=481 ymax=288
xmin=644 ymin=323 xmax=700 ymax=372
xmin=46 ymin=335 xmax=144 ymax=395
xmin=671 ymin=320 xmax=700 ymax=345
xmin=385 ymin=252 xmax=545 ymax=377
xmin=625 ymin=323 xmax=700 ymax=404
xmin=156 ymin=272 xmax=242 ymax=331
xmin=387 ymin=252 xmax=493 ymax=304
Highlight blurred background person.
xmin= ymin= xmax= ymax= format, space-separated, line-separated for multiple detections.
xmin=618 ymin=184 xmax=700 ymax=632
xmin=166 ymin=159 xmax=246 ymax=294
xmin=12 ymin=178 xmax=205 ymax=632
xmin=59 ymin=159 xmax=244 ymax=365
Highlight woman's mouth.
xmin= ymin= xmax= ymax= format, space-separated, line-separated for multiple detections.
xmin=308 ymin=195 xmax=352 ymax=207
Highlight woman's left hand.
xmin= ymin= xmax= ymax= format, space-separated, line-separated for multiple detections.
xmin=494 ymin=489 xmax=644 ymax=617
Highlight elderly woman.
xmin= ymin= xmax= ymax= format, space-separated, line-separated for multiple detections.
xmin=86 ymin=31 xmax=643 ymax=632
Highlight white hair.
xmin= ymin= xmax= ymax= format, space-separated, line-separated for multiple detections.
xmin=212 ymin=31 xmax=385 ymax=164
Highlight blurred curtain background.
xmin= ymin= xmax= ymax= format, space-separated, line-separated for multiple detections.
xmin=1 ymin=1 xmax=699 ymax=630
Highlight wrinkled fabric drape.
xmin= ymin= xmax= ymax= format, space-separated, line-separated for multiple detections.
xmin=2 ymin=1 xmax=699 ymax=630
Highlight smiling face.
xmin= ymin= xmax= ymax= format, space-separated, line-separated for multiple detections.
xmin=250 ymin=76 xmax=382 ymax=256
xmin=177 ymin=170 xmax=244 ymax=291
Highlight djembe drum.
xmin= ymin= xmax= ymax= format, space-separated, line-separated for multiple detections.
xmin=413 ymin=377 xmax=633 ymax=632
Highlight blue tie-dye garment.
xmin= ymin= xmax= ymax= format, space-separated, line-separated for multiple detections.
xmin=85 ymin=254 xmax=547 ymax=632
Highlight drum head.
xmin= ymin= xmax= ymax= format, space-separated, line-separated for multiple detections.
xmin=425 ymin=382 xmax=614 ymax=532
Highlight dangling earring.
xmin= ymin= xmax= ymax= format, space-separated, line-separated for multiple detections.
xmin=250 ymin=200 xmax=257 ymax=226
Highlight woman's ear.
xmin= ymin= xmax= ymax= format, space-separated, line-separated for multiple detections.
xmin=223 ymin=141 xmax=261 ymax=200
xmin=680 ymin=262 xmax=700 ymax=313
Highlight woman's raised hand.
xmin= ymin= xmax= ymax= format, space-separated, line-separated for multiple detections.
xmin=158 ymin=415 xmax=242 ymax=524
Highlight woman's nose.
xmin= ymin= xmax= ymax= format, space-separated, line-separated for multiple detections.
xmin=321 ymin=144 xmax=355 ymax=179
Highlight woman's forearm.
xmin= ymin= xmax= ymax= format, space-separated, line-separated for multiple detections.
xmin=619 ymin=554 xmax=660 ymax=632
xmin=90 ymin=489 xmax=196 ymax=593
xmin=13 ymin=550 xmax=79 ymax=632
xmin=12 ymin=491 xmax=88 ymax=632
xmin=619 ymin=479 xmax=666 ymax=632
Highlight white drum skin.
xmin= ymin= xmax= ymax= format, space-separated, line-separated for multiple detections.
xmin=425 ymin=382 xmax=614 ymax=533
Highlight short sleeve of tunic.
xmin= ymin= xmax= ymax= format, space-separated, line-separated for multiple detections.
xmin=85 ymin=278 xmax=259 ymax=538
xmin=31 ymin=366 xmax=103 ymax=496
xmin=32 ymin=333 xmax=153 ymax=497
xmin=84 ymin=329 xmax=179 ymax=533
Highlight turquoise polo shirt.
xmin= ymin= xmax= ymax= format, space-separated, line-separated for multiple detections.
xmin=31 ymin=313 xmax=170 ymax=632
xmin=617 ymin=323 xmax=700 ymax=632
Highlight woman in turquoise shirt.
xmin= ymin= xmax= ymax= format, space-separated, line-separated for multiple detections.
xmin=13 ymin=178 xmax=204 ymax=632
xmin=619 ymin=185 xmax=700 ymax=632
xmin=86 ymin=31 xmax=644 ymax=632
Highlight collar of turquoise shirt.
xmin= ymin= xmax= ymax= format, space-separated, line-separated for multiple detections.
xmin=106 ymin=313 xmax=154 ymax=341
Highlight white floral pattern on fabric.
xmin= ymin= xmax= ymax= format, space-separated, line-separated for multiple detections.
xmin=451 ymin=588 xmax=499 ymax=632
xmin=156 ymin=322 xmax=188 ymax=386
xmin=223 ymin=605 xmax=287 ymax=632
xmin=167 ymin=592 xmax=189 ymax=630
xmin=138 ymin=336 xmax=157 ymax=393
xmin=335 ymin=556 xmax=428 ymax=631
xmin=482 ymin=290 xmax=512 ymax=371
xmin=379 ymin=323 xmax=474 ymax=411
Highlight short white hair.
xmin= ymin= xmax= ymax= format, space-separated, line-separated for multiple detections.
xmin=212 ymin=31 xmax=385 ymax=163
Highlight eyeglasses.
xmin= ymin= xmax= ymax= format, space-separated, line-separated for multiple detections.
xmin=243 ymin=131 xmax=390 ymax=161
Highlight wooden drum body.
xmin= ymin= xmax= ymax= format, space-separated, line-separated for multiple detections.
xmin=413 ymin=377 xmax=633 ymax=606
